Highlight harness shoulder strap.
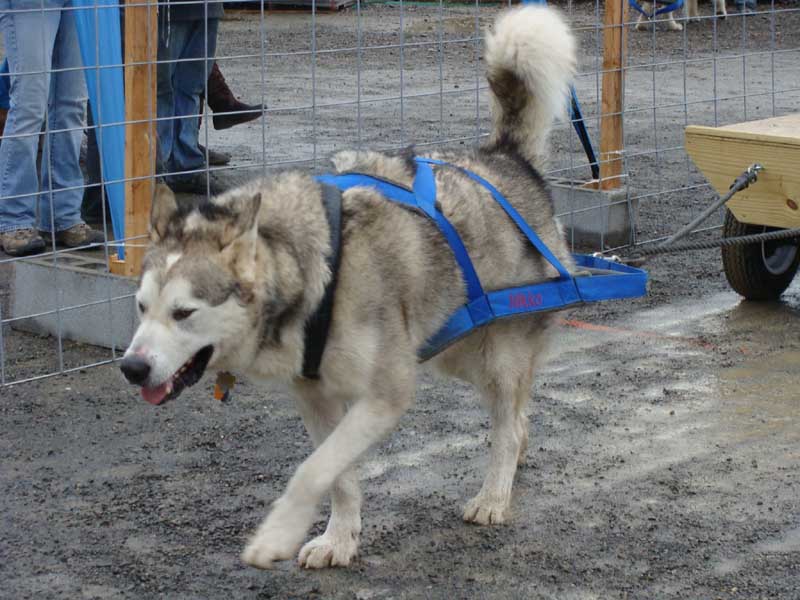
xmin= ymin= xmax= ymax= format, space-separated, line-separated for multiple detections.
xmin=412 ymin=161 xmax=485 ymax=303
xmin=416 ymin=157 xmax=572 ymax=280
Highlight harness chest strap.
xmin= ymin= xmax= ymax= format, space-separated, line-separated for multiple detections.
xmin=301 ymin=183 xmax=344 ymax=379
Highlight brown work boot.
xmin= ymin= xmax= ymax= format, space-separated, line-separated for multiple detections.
xmin=0 ymin=107 xmax=7 ymax=142
xmin=1 ymin=228 xmax=46 ymax=256
xmin=207 ymin=62 xmax=264 ymax=131
xmin=41 ymin=223 xmax=105 ymax=248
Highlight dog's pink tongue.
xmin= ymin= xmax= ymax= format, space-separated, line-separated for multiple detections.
xmin=141 ymin=383 xmax=170 ymax=405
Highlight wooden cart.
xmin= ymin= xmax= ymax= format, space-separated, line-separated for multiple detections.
xmin=685 ymin=114 xmax=800 ymax=300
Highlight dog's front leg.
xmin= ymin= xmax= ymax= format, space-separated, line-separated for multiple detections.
xmin=665 ymin=10 xmax=684 ymax=30
xmin=292 ymin=384 xmax=362 ymax=569
xmin=635 ymin=2 xmax=653 ymax=30
xmin=241 ymin=368 xmax=415 ymax=569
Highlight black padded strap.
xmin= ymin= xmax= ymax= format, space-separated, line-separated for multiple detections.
xmin=301 ymin=184 xmax=343 ymax=380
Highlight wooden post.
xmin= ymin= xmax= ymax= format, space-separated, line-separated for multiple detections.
xmin=599 ymin=0 xmax=628 ymax=190
xmin=110 ymin=0 xmax=158 ymax=277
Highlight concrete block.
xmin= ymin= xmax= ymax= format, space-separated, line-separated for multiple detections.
xmin=11 ymin=253 xmax=138 ymax=351
xmin=549 ymin=178 xmax=636 ymax=250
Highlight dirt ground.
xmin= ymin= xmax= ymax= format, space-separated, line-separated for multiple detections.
xmin=2 ymin=2 xmax=800 ymax=599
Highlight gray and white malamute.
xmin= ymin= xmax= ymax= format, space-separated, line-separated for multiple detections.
xmin=121 ymin=5 xmax=576 ymax=570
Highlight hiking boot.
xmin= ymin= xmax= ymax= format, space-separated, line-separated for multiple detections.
xmin=166 ymin=171 xmax=228 ymax=196
xmin=207 ymin=62 xmax=264 ymax=131
xmin=0 ymin=107 xmax=7 ymax=144
xmin=198 ymin=144 xmax=231 ymax=166
xmin=41 ymin=223 xmax=105 ymax=248
xmin=1 ymin=228 xmax=46 ymax=256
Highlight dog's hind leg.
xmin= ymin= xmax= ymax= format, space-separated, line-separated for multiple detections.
xmin=462 ymin=325 xmax=545 ymax=526
xmin=293 ymin=385 xmax=362 ymax=569
xmin=462 ymin=376 xmax=531 ymax=525
xmin=241 ymin=357 xmax=416 ymax=569
xmin=686 ymin=0 xmax=700 ymax=21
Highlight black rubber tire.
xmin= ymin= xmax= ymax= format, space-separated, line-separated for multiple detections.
xmin=721 ymin=210 xmax=800 ymax=300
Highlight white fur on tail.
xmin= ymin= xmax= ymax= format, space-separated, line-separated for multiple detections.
xmin=485 ymin=5 xmax=577 ymax=170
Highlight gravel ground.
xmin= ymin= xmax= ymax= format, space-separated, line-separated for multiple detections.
xmin=2 ymin=2 xmax=800 ymax=599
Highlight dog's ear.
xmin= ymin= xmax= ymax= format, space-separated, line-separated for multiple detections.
xmin=150 ymin=183 xmax=178 ymax=243
xmin=219 ymin=193 xmax=261 ymax=288
xmin=219 ymin=192 xmax=261 ymax=249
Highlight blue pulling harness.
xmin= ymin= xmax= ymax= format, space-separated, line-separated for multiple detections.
xmin=628 ymin=0 xmax=685 ymax=19
xmin=305 ymin=157 xmax=647 ymax=376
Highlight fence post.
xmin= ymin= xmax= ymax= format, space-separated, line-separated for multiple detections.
xmin=599 ymin=0 xmax=628 ymax=190
xmin=109 ymin=0 xmax=158 ymax=277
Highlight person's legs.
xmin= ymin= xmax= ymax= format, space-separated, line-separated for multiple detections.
xmin=0 ymin=7 xmax=59 ymax=253
xmin=171 ymin=17 xmax=217 ymax=173
xmin=157 ymin=21 xmax=191 ymax=174
xmin=38 ymin=7 xmax=88 ymax=235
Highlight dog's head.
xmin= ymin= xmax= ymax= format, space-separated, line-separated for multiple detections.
xmin=120 ymin=184 xmax=261 ymax=405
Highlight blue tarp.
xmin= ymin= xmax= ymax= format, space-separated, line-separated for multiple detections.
xmin=73 ymin=0 xmax=127 ymax=258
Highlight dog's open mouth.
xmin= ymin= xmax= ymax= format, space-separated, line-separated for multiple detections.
xmin=141 ymin=345 xmax=214 ymax=406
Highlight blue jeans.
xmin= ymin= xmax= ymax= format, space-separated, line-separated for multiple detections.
xmin=0 ymin=0 xmax=87 ymax=233
xmin=157 ymin=18 xmax=218 ymax=176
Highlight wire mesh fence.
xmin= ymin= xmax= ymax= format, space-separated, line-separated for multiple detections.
xmin=1 ymin=0 xmax=799 ymax=387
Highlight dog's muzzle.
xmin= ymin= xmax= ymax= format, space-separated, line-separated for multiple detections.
xmin=121 ymin=345 xmax=214 ymax=406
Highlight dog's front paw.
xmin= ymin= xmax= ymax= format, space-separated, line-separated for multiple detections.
xmin=298 ymin=531 xmax=359 ymax=569
xmin=241 ymin=497 xmax=316 ymax=570
xmin=463 ymin=495 xmax=511 ymax=525
xmin=667 ymin=20 xmax=684 ymax=31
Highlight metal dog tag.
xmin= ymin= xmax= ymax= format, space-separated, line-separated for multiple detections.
xmin=214 ymin=372 xmax=236 ymax=402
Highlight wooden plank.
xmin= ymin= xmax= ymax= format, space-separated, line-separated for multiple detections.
xmin=110 ymin=0 xmax=157 ymax=277
xmin=599 ymin=0 xmax=628 ymax=190
xmin=685 ymin=125 xmax=800 ymax=229
xmin=714 ymin=113 xmax=800 ymax=143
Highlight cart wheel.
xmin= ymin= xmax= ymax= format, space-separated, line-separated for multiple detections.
xmin=721 ymin=210 xmax=800 ymax=300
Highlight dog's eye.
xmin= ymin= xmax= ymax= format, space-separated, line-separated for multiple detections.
xmin=138 ymin=302 xmax=146 ymax=314
xmin=172 ymin=308 xmax=196 ymax=322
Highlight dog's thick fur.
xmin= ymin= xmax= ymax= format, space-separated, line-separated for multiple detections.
xmin=124 ymin=5 xmax=576 ymax=570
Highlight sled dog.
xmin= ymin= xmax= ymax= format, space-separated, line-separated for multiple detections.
xmin=121 ymin=5 xmax=577 ymax=569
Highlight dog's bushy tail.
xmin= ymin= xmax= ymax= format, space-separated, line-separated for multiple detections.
xmin=485 ymin=5 xmax=576 ymax=171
